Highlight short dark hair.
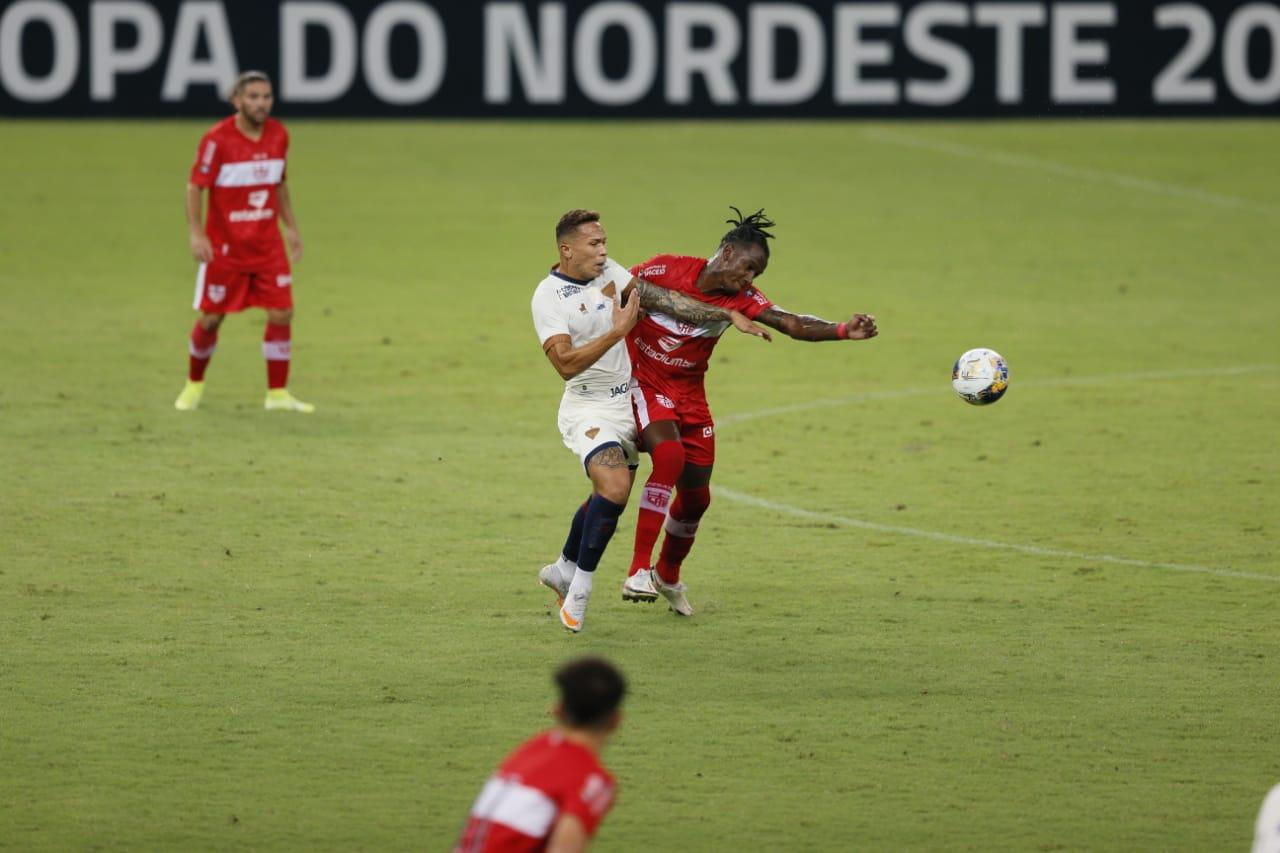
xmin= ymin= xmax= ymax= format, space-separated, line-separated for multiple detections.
xmin=230 ymin=70 xmax=272 ymax=99
xmin=555 ymin=657 xmax=626 ymax=729
xmin=556 ymin=209 xmax=600 ymax=243
xmin=719 ymin=207 xmax=776 ymax=258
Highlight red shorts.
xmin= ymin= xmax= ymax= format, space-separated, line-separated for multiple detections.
xmin=193 ymin=259 xmax=293 ymax=313
xmin=630 ymin=376 xmax=716 ymax=467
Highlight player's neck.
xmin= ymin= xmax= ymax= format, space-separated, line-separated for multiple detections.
xmin=558 ymin=726 xmax=607 ymax=755
xmin=695 ymin=268 xmax=728 ymax=296
xmin=234 ymin=113 xmax=266 ymax=141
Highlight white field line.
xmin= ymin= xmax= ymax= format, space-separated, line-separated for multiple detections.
xmin=716 ymin=364 xmax=1280 ymax=582
xmin=718 ymin=364 xmax=1280 ymax=426
xmin=861 ymin=127 xmax=1280 ymax=216
xmin=715 ymin=487 xmax=1280 ymax=584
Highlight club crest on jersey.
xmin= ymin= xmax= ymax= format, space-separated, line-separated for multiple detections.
xmin=207 ymin=284 xmax=226 ymax=303
xmin=578 ymin=303 xmax=588 ymax=314
xmin=657 ymin=335 xmax=683 ymax=352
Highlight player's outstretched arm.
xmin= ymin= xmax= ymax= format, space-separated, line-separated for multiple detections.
xmin=756 ymin=307 xmax=877 ymax=342
xmin=542 ymin=292 xmax=640 ymax=380
xmin=630 ymin=278 xmax=771 ymax=341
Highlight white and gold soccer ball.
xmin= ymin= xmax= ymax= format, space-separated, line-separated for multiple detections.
xmin=952 ymin=348 xmax=1009 ymax=405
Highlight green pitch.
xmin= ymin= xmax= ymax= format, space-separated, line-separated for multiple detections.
xmin=1 ymin=118 xmax=1277 ymax=851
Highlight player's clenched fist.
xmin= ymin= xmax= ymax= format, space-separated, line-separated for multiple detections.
xmin=843 ymin=313 xmax=877 ymax=340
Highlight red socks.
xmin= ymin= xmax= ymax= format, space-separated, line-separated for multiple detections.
xmin=655 ymin=486 xmax=711 ymax=584
xmin=263 ymin=323 xmax=291 ymax=389
xmin=630 ymin=438 xmax=685 ymax=574
xmin=188 ymin=322 xmax=218 ymax=381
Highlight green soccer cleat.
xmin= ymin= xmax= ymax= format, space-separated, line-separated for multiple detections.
xmin=174 ymin=380 xmax=204 ymax=411
xmin=264 ymin=389 xmax=315 ymax=413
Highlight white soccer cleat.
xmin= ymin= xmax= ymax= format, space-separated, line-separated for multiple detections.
xmin=622 ymin=570 xmax=658 ymax=603
xmin=264 ymin=389 xmax=315 ymax=413
xmin=539 ymin=563 xmax=570 ymax=607
xmin=650 ymin=569 xmax=694 ymax=617
xmin=560 ymin=588 xmax=590 ymax=633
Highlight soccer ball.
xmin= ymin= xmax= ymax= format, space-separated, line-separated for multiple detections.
xmin=952 ymin=348 xmax=1009 ymax=405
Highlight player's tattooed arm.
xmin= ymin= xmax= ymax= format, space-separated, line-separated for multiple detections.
xmin=588 ymin=446 xmax=629 ymax=470
xmin=630 ymin=278 xmax=771 ymax=341
xmin=756 ymin=306 xmax=878 ymax=342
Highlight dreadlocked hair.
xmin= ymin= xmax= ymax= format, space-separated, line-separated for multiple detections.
xmin=719 ymin=207 xmax=776 ymax=258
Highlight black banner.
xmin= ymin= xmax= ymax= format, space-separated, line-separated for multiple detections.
xmin=1 ymin=0 xmax=1278 ymax=116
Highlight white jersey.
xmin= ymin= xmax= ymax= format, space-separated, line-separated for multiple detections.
xmin=531 ymin=258 xmax=634 ymax=397
xmin=1255 ymin=783 xmax=1280 ymax=853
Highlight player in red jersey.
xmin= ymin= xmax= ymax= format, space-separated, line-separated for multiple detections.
xmin=624 ymin=209 xmax=878 ymax=615
xmin=174 ymin=70 xmax=313 ymax=413
xmin=455 ymin=658 xmax=624 ymax=853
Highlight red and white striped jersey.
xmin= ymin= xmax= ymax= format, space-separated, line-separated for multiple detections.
xmin=189 ymin=116 xmax=289 ymax=271
xmin=626 ymin=254 xmax=773 ymax=383
xmin=454 ymin=731 xmax=616 ymax=852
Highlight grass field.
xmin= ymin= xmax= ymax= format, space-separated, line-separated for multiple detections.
xmin=1 ymin=118 xmax=1278 ymax=851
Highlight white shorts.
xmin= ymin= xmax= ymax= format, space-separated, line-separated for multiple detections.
xmin=557 ymin=390 xmax=640 ymax=473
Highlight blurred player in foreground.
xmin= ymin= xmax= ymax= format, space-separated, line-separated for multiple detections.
xmin=1256 ymin=782 xmax=1280 ymax=853
xmin=626 ymin=208 xmax=878 ymax=616
xmin=454 ymin=657 xmax=626 ymax=852
xmin=174 ymin=70 xmax=312 ymax=413
xmin=531 ymin=209 xmax=768 ymax=632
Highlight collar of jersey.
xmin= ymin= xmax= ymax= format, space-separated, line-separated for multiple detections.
xmin=551 ymin=268 xmax=592 ymax=286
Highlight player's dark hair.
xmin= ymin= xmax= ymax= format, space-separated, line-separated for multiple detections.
xmin=230 ymin=70 xmax=272 ymax=99
xmin=556 ymin=209 xmax=601 ymax=243
xmin=555 ymin=657 xmax=626 ymax=729
xmin=719 ymin=206 xmax=776 ymax=258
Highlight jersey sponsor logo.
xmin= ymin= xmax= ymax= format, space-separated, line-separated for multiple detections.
xmin=228 ymin=208 xmax=275 ymax=222
xmin=609 ymin=381 xmax=630 ymax=398
xmin=229 ymin=188 xmax=275 ymax=222
xmin=207 ymin=284 xmax=226 ymax=303
xmin=641 ymin=265 xmax=666 ymax=277
xmin=635 ymin=338 xmax=697 ymax=370
xmin=747 ymin=288 xmax=768 ymax=305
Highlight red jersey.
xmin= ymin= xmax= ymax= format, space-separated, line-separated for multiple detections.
xmin=454 ymin=731 xmax=616 ymax=852
xmin=627 ymin=254 xmax=773 ymax=385
xmin=189 ymin=116 xmax=289 ymax=271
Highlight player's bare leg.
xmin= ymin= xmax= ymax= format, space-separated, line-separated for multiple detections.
xmin=262 ymin=307 xmax=314 ymax=413
xmin=559 ymin=448 xmax=630 ymax=632
xmin=176 ymin=311 xmax=225 ymax=410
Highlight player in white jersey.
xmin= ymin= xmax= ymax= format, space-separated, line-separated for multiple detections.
xmin=531 ymin=209 xmax=769 ymax=632
xmin=1256 ymin=783 xmax=1280 ymax=853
